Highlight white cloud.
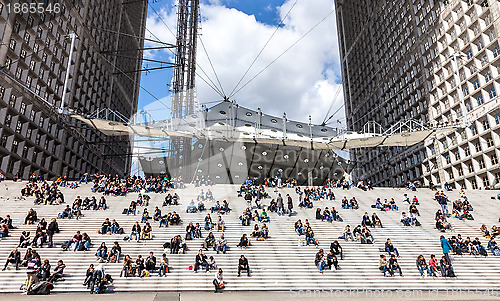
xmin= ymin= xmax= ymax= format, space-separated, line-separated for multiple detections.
xmin=145 ymin=0 xmax=345 ymax=127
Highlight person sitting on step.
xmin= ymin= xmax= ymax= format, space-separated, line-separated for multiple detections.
xmin=216 ymin=234 xmax=227 ymax=254
xmin=95 ymin=242 xmax=108 ymax=262
xmin=140 ymin=222 xmax=152 ymax=241
xmin=389 ymin=254 xmax=403 ymax=276
xmin=204 ymin=232 xmax=216 ymax=251
xmin=379 ymin=254 xmax=393 ymax=277
xmin=194 ymin=249 xmax=209 ymax=273
xmin=372 ymin=213 xmax=383 ymax=228
xmin=385 ymin=238 xmax=400 ymax=257
xmin=237 ymin=234 xmax=250 ymax=249
xmin=237 ymin=255 xmax=250 ymax=277
xmin=215 ymin=216 xmax=225 ymax=232
xmin=326 ymin=250 xmax=339 ymax=270
xmin=306 ymin=228 xmax=318 ymax=246
xmin=362 ymin=212 xmax=373 ymax=228
xmin=186 ymin=200 xmax=197 ymax=213
xmin=129 ymin=222 xmax=141 ymax=242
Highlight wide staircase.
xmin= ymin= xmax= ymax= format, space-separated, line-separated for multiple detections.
xmin=0 ymin=181 xmax=500 ymax=293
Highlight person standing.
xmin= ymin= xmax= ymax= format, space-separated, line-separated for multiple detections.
xmin=287 ymin=194 xmax=293 ymax=217
xmin=47 ymin=218 xmax=59 ymax=248
xmin=26 ymin=255 xmax=40 ymax=291
xmin=440 ymin=235 xmax=453 ymax=265
xmin=276 ymin=194 xmax=284 ymax=216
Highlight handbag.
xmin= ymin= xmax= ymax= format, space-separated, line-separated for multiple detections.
xmin=219 ymin=283 xmax=225 ymax=289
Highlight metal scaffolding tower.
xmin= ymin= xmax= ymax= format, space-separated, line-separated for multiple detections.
xmin=169 ymin=0 xmax=200 ymax=178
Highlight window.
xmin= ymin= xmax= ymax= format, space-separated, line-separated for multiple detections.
xmin=487 ymin=137 xmax=495 ymax=148
xmin=475 ymin=142 xmax=482 ymax=152
xmin=12 ymin=140 xmax=18 ymax=154
xmin=5 ymin=114 xmax=12 ymax=127
xmin=0 ymin=131 xmax=7 ymax=147
xmin=23 ymin=32 xmax=30 ymax=43
xmin=473 ymin=79 xmax=480 ymax=90
xmin=496 ymin=112 xmax=500 ymax=124
xmin=483 ymin=176 xmax=490 ymax=187
xmin=466 ymin=49 xmax=473 ymax=59
xmin=482 ymin=119 xmax=490 ymax=130
xmin=478 ymin=41 xmax=485 ymax=51
xmin=496 ymin=172 xmax=500 ymax=184
xmin=494 ymin=45 xmax=500 ymax=58
xmin=458 ymin=167 xmax=464 ymax=176
xmin=26 ymin=128 xmax=32 ymax=140
xmin=5 ymin=56 xmax=11 ymax=69
xmin=13 ymin=20 xmax=20 ymax=33
xmin=20 ymin=102 xmax=26 ymax=115
xmin=485 ymin=71 xmax=493 ymax=82
xmin=26 ymin=77 xmax=32 ymax=89
xmin=15 ymin=121 xmax=22 ymax=133
xmin=465 ymin=146 xmax=471 ymax=156
xmin=39 ymin=115 xmax=44 ymax=128
xmin=454 ymin=150 xmax=460 ymax=160
xmin=33 ymin=43 xmax=39 ymax=54
xmin=445 ymin=154 xmax=451 ymax=164
xmin=492 ymin=154 xmax=498 ymax=165
xmin=488 ymin=87 xmax=497 ymax=99
xmin=471 ymin=179 xmax=477 ymax=189
xmin=463 ymin=86 xmax=469 ymax=96
xmin=471 ymin=125 xmax=478 ymax=135
xmin=477 ymin=159 xmax=486 ymax=169
xmin=20 ymin=49 xmax=27 ymax=60
xmin=9 ymin=39 xmax=16 ymax=51
xmin=15 ymin=67 xmax=22 ymax=79
xmin=9 ymin=94 xmax=16 ymax=107
xmin=477 ymin=95 xmax=484 ymax=106
xmin=27 ymin=15 xmax=34 ymax=28
xmin=0 ymin=85 xmax=4 ymax=100
xmin=22 ymin=146 xmax=28 ymax=158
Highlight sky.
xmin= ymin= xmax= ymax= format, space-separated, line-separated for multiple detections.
xmin=137 ymin=0 xmax=345 ymax=127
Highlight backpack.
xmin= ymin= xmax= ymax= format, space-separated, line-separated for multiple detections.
xmin=480 ymin=248 xmax=488 ymax=257
xmin=27 ymin=282 xmax=54 ymax=295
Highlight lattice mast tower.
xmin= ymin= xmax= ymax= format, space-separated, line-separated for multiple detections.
xmin=170 ymin=0 xmax=200 ymax=178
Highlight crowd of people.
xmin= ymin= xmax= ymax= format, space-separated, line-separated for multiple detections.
xmin=3 ymin=172 xmax=500 ymax=295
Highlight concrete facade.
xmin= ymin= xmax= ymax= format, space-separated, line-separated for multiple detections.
xmin=0 ymin=0 xmax=147 ymax=179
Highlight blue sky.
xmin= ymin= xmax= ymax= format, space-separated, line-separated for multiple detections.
xmin=139 ymin=0 xmax=344 ymax=126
